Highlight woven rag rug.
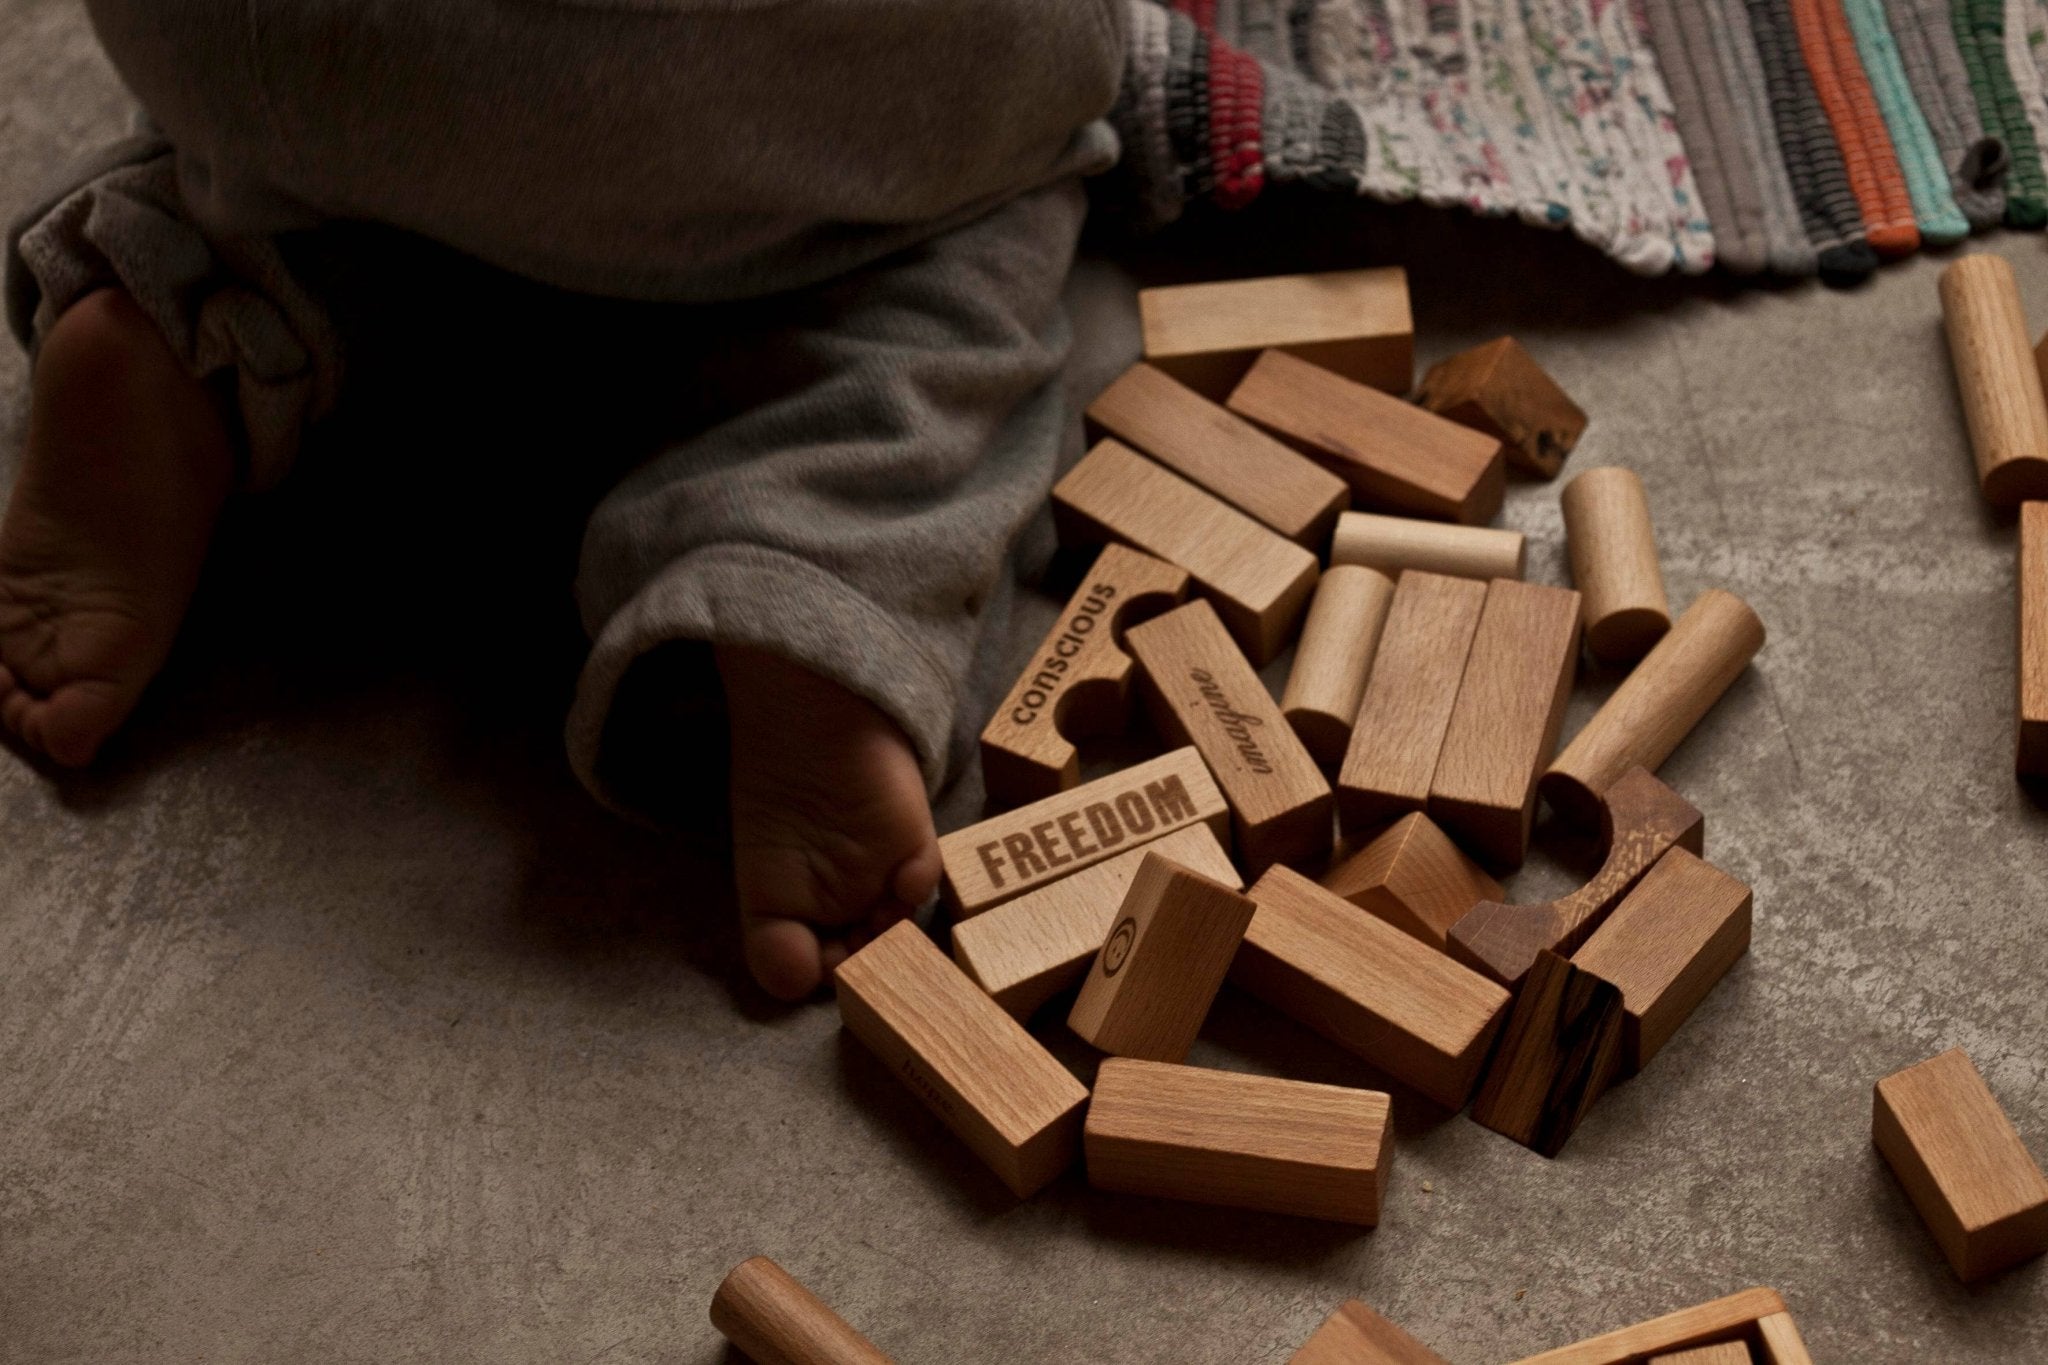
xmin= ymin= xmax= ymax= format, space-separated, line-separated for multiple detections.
xmin=1108 ymin=0 xmax=2048 ymax=284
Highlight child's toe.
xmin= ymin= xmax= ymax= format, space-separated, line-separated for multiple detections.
xmin=743 ymin=914 xmax=827 ymax=1001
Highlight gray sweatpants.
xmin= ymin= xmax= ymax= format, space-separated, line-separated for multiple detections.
xmin=4 ymin=0 xmax=1126 ymax=815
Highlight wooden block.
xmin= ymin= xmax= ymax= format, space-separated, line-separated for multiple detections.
xmin=1754 ymin=1314 xmax=1815 ymax=1365
xmin=1084 ymin=362 xmax=1348 ymax=547
xmin=1647 ymin=1346 xmax=1748 ymax=1365
xmin=834 ymin=922 xmax=1088 ymax=1198
xmin=1288 ymin=1301 xmax=1452 ymax=1365
xmin=1429 ymin=579 xmax=1583 ymax=869
xmin=1084 ymin=1058 xmax=1392 ymax=1225
xmin=1233 ymin=866 xmax=1511 ymax=1108
xmin=1416 ymin=336 xmax=1589 ymax=478
xmin=1468 ymin=950 xmax=1625 ymax=1158
xmin=1337 ymin=572 xmax=1489 ymax=834
xmin=1561 ymin=467 xmax=1672 ymax=665
xmin=1572 ymin=847 xmax=1752 ymax=1075
xmin=1282 ymin=565 xmax=1397 ymax=765
xmin=953 ymin=824 xmax=1241 ymax=1020
xmin=980 ymin=545 xmax=1191 ymax=807
xmin=938 ymin=746 xmax=1229 ymax=919
xmin=1322 ymin=812 xmax=1503 ymax=951
xmin=1508 ymin=1288 xmax=1790 ymax=1365
xmin=1066 ymin=852 xmax=1258 ymax=1061
xmin=1331 ymin=511 xmax=1527 ymax=582
xmin=2021 ymin=502 xmax=2048 ymax=777
xmin=1138 ymin=267 xmax=1414 ymax=400
xmin=1128 ymin=600 xmax=1333 ymax=873
xmin=1449 ymin=767 xmax=1704 ymax=989
xmin=709 ymin=1256 xmax=893 ymax=1365
xmin=1543 ymin=589 xmax=1765 ymax=828
xmin=1942 ymin=254 xmax=2048 ymax=507
xmin=1053 ymin=439 xmax=1320 ymax=664
xmin=1872 ymin=1047 xmax=2048 ymax=1281
xmin=1227 ymin=350 xmax=1506 ymax=525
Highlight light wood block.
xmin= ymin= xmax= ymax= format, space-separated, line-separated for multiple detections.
xmin=1228 ymin=349 xmax=1506 ymax=525
xmin=1331 ymin=511 xmax=1527 ymax=582
xmin=1053 ymin=439 xmax=1319 ymax=664
xmin=1572 ymin=847 xmax=1752 ymax=1074
xmin=1084 ymin=362 xmax=1348 ymax=547
xmin=1942 ymin=254 xmax=2048 ymax=507
xmin=980 ymin=545 xmax=1191 ymax=807
xmin=1449 ymin=767 xmax=1704 ymax=989
xmin=954 ymin=824 xmax=1241 ymax=1020
xmin=1543 ymin=589 xmax=1765 ymax=828
xmin=939 ymin=746 xmax=1229 ymax=919
xmin=1282 ymin=565 xmax=1397 ymax=765
xmin=834 ymin=922 xmax=1088 ymax=1198
xmin=1754 ymin=1312 xmax=1815 ymax=1365
xmin=1067 ymin=852 xmax=1258 ymax=1062
xmin=1128 ymin=600 xmax=1333 ymax=873
xmin=1647 ymin=1344 xmax=1751 ymax=1365
xmin=2021 ymin=502 xmax=2048 ymax=776
xmin=1429 ymin=579 xmax=1583 ymax=869
xmin=1138 ymin=267 xmax=1414 ymax=400
xmin=1873 ymin=1047 xmax=2048 ymax=1281
xmin=1337 ymin=572 xmax=1489 ymax=834
xmin=1289 ymin=1301 xmax=1451 ymax=1365
xmin=1562 ymin=467 xmax=1671 ymax=665
xmin=1508 ymin=1288 xmax=1789 ymax=1364
xmin=1233 ymin=866 xmax=1511 ymax=1108
xmin=1322 ymin=812 xmax=1503 ymax=951
xmin=1084 ymin=1059 xmax=1392 ymax=1225
xmin=1468 ymin=949 xmax=1625 ymax=1158
xmin=1416 ymin=336 xmax=1587 ymax=479
xmin=709 ymin=1256 xmax=893 ymax=1365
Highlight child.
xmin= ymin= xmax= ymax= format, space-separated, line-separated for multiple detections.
xmin=2 ymin=0 xmax=1127 ymax=1000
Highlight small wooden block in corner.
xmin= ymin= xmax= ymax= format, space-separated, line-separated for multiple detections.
xmin=1323 ymin=812 xmax=1502 ymax=952
xmin=1507 ymin=1288 xmax=1789 ymax=1365
xmin=1066 ymin=851 xmax=1258 ymax=1062
xmin=1138 ymin=266 xmax=1414 ymax=400
xmin=1872 ymin=1047 xmax=2048 ymax=1282
xmin=1938 ymin=253 xmax=2048 ymax=507
xmin=1085 ymin=1059 xmax=1392 ymax=1225
xmin=1416 ymin=337 xmax=1588 ymax=479
xmin=980 ymin=544 xmax=1190 ymax=807
xmin=1288 ymin=1300 xmax=1451 ymax=1365
xmin=834 ymin=922 xmax=1088 ymax=1199
xmin=709 ymin=1256 xmax=894 ymax=1365
xmin=1646 ymin=1344 xmax=1752 ymax=1365
xmin=2020 ymin=502 xmax=2048 ymax=777
xmin=1468 ymin=949 xmax=1625 ymax=1158
xmin=1282 ymin=564 xmax=1397 ymax=766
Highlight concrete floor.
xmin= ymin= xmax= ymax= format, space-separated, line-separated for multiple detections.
xmin=5 ymin=4 xmax=2047 ymax=1361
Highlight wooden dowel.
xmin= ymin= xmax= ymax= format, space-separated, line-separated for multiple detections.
xmin=710 ymin=1257 xmax=894 ymax=1365
xmin=1330 ymin=511 xmax=1525 ymax=582
xmin=1941 ymin=254 xmax=2048 ymax=507
xmin=1561 ymin=467 xmax=1671 ymax=665
xmin=1281 ymin=564 xmax=1396 ymax=764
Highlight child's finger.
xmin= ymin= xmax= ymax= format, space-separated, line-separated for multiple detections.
xmin=741 ymin=914 xmax=825 ymax=1002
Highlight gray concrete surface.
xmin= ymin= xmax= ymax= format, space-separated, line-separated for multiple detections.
xmin=4 ymin=3 xmax=2046 ymax=1360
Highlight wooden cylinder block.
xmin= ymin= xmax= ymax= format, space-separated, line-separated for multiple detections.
xmin=1281 ymin=565 xmax=1396 ymax=764
xmin=1941 ymin=254 xmax=2048 ymax=507
xmin=1331 ymin=511 xmax=1525 ymax=582
xmin=710 ymin=1257 xmax=894 ymax=1365
xmin=1561 ymin=467 xmax=1670 ymax=665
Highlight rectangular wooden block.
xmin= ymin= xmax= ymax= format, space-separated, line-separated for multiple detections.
xmin=1468 ymin=950 xmax=1625 ymax=1159
xmin=1647 ymin=1344 xmax=1751 ymax=1365
xmin=1084 ymin=1058 xmax=1392 ymax=1225
xmin=953 ymin=824 xmax=1241 ymax=1020
xmin=1755 ymin=1312 xmax=1815 ymax=1365
xmin=1128 ymin=600 xmax=1334 ymax=873
xmin=1571 ymin=847 xmax=1752 ymax=1074
xmin=1053 ymin=439 xmax=1320 ymax=664
xmin=1232 ymin=865 xmax=1511 ymax=1109
xmin=1428 ymin=578 xmax=1583 ymax=870
xmin=1138 ymin=267 xmax=1414 ymax=400
xmin=1084 ymin=362 xmax=1348 ymax=547
xmin=1227 ymin=349 xmax=1506 ymax=525
xmin=1338 ymin=572 xmax=1488 ymax=835
xmin=939 ymin=746 xmax=1229 ymax=919
xmin=2021 ymin=501 xmax=2048 ymax=776
xmin=834 ymin=922 xmax=1089 ymax=1198
xmin=1289 ymin=1301 xmax=1451 ymax=1365
xmin=1323 ymin=812 xmax=1503 ymax=952
xmin=1873 ymin=1047 xmax=2048 ymax=1281
xmin=1508 ymin=1288 xmax=1788 ymax=1364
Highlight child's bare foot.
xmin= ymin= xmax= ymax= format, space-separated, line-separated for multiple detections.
xmin=718 ymin=644 xmax=942 ymax=1001
xmin=0 ymin=289 xmax=233 ymax=766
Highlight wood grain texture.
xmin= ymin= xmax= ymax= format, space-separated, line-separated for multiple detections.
xmin=1233 ymin=865 xmax=1511 ymax=1108
xmin=1227 ymin=349 xmax=1505 ymax=525
xmin=1572 ymin=847 xmax=1752 ymax=1074
xmin=833 ymin=923 xmax=1088 ymax=1198
xmin=1449 ymin=767 xmax=1704 ymax=989
xmin=1469 ymin=949 xmax=1625 ymax=1158
xmin=1646 ymin=1344 xmax=1750 ymax=1365
xmin=1542 ymin=589 xmax=1765 ymax=828
xmin=1942 ymin=253 xmax=2048 ymax=506
xmin=1084 ymin=362 xmax=1348 ymax=546
xmin=1562 ymin=467 xmax=1671 ymax=665
xmin=1507 ymin=1288 xmax=1789 ymax=1364
xmin=1129 ymin=601 xmax=1334 ymax=873
xmin=1429 ymin=579 xmax=1583 ymax=869
xmin=2021 ymin=503 xmax=2048 ymax=776
xmin=938 ymin=746 xmax=1229 ymax=919
xmin=1322 ymin=812 xmax=1503 ymax=951
xmin=1288 ymin=1300 xmax=1452 ymax=1365
xmin=709 ymin=1256 xmax=893 ymax=1365
xmin=1084 ymin=1058 xmax=1392 ymax=1225
xmin=953 ymin=824 xmax=1241 ymax=1020
xmin=1338 ymin=572 xmax=1489 ymax=835
xmin=1066 ymin=852 xmax=1258 ymax=1062
xmin=1282 ymin=565 xmax=1397 ymax=765
xmin=1330 ymin=511 xmax=1527 ymax=582
xmin=1416 ymin=336 xmax=1588 ymax=478
xmin=1872 ymin=1047 xmax=2048 ymax=1281
xmin=1138 ymin=267 xmax=1414 ymax=400
xmin=1053 ymin=439 xmax=1320 ymax=664
xmin=1754 ymin=1313 xmax=1815 ymax=1365
xmin=980 ymin=545 xmax=1191 ymax=807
